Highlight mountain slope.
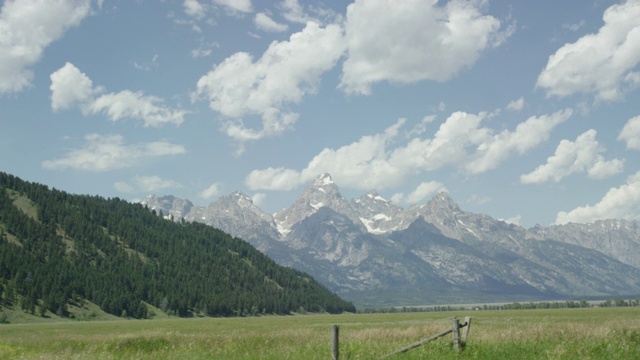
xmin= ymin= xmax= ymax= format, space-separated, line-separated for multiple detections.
xmin=0 ymin=172 xmax=355 ymax=318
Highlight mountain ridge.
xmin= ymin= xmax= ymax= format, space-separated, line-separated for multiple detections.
xmin=142 ymin=173 xmax=640 ymax=306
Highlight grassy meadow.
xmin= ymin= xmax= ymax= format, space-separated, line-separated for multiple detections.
xmin=0 ymin=307 xmax=639 ymax=359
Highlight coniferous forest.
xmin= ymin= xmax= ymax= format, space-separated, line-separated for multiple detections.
xmin=0 ymin=172 xmax=355 ymax=318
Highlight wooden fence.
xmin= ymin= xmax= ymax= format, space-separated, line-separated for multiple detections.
xmin=331 ymin=316 xmax=471 ymax=360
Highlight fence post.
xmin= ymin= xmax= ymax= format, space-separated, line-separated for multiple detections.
xmin=452 ymin=318 xmax=461 ymax=352
xmin=462 ymin=316 xmax=471 ymax=343
xmin=331 ymin=324 xmax=339 ymax=360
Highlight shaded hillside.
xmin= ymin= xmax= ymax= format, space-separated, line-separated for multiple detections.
xmin=0 ymin=172 xmax=355 ymax=318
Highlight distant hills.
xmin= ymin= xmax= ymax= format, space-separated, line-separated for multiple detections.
xmin=142 ymin=173 xmax=640 ymax=306
xmin=0 ymin=172 xmax=355 ymax=319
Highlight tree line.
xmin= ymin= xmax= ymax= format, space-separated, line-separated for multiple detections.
xmin=357 ymin=298 xmax=640 ymax=314
xmin=0 ymin=172 xmax=355 ymax=319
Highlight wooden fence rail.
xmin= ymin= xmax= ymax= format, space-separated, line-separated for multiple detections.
xmin=331 ymin=316 xmax=471 ymax=360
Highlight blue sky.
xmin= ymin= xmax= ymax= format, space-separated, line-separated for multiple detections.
xmin=1 ymin=0 xmax=640 ymax=228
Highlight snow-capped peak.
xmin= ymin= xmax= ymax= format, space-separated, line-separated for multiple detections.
xmin=365 ymin=191 xmax=387 ymax=203
xmin=314 ymin=173 xmax=334 ymax=186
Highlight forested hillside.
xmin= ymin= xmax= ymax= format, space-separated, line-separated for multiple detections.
xmin=0 ymin=172 xmax=355 ymax=318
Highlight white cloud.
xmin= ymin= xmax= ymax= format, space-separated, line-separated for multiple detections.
xmin=405 ymin=115 xmax=436 ymax=138
xmin=555 ymin=171 xmax=640 ymax=225
xmin=251 ymin=193 xmax=266 ymax=207
xmin=536 ymin=1 xmax=640 ymax=101
xmin=254 ymin=12 xmax=288 ymax=32
xmin=245 ymin=119 xmax=405 ymax=191
xmin=195 ymin=21 xmax=344 ymax=142
xmin=501 ymin=214 xmax=521 ymax=226
xmin=618 ymin=115 xmax=640 ymax=150
xmin=244 ymin=167 xmax=303 ymax=191
xmin=245 ymin=109 xmax=570 ymax=191
xmin=89 ymin=90 xmax=187 ymax=127
xmin=221 ymin=108 xmax=299 ymax=141
xmin=50 ymin=62 xmax=94 ymax=111
xmin=191 ymin=40 xmax=219 ymax=58
xmin=339 ymin=0 xmax=508 ymax=95
xmin=133 ymin=54 xmax=159 ymax=71
xmin=0 ymin=0 xmax=92 ymax=94
xmin=214 ymin=0 xmax=252 ymax=13
xmin=115 ymin=175 xmax=182 ymax=193
xmin=50 ymin=62 xmax=188 ymax=127
xmin=395 ymin=109 xmax=570 ymax=175
xmin=463 ymin=109 xmax=573 ymax=174
xmin=562 ymin=20 xmax=586 ymax=32
xmin=406 ymin=181 xmax=447 ymax=204
xmin=199 ymin=182 xmax=221 ymax=199
xmin=278 ymin=0 xmax=339 ymax=25
xmin=280 ymin=0 xmax=309 ymax=23
xmin=42 ymin=134 xmax=186 ymax=172
xmin=390 ymin=193 xmax=405 ymax=204
xmin=506 ymin=97 xmax=524 ymax=111
xmin=521 ymin=129 xmax=624 ymax=184
xmin=184 ymin=0 xmax=205 ymax=19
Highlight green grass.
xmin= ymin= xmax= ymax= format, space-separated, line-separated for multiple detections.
xmin=0 ymin=307 xmax=639 ymax=359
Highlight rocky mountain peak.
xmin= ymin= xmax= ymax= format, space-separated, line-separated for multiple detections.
xmin=424 ymin=191 xmax=461 ymax=213
xmin=206 ymin=191 xmax=273 ymax=223
xmin=352 ymin=190 xmax=413 ymax=234
xmin=140 ymin=194 xmax=194 ymax=220
xmin=275 ymin=173 xmax=361 ymax=234
xmin=228 ymin=191 xmax=255 ymax=208
xmin=313 ymin=172 xmax=334 ymax=186
xmin=304 ymin=173 xmax=341 ymax=198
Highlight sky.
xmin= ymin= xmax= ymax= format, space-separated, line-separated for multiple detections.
xmin=1 ymin=0 xmax=640 ymax=228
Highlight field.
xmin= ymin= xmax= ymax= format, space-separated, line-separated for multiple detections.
xmin=0 ymin=307 xmax=639 ymax=359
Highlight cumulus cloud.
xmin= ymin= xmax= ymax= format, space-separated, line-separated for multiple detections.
xmin=50 ymin=62 xmax=188 ymax=127
xmin=501 ymin=214 xmax=522 ymax=226
xmin=41 ymin=134 xmax=186 ymax=172
xmin=406 ymin=181 xmax=447 ymax=204
xmin=194 ymin=21 xmax=344 ymax=142
xmin=536 ymin=0 xmax=640 ymax=101
xmin=50 ymin=62 xmax=95 ymax=111
xmin=279 ymin=0 xmax=310 ymax=23
xmin=245 ymin=109 xmax=571 ymax=191
xmin=618 ymin=115 xmax=640 ymax=150
xmin=521 ymin=129 xmax=624 ymax=184
xmin=214 ymin=0 xmax=252 ymax=13
xmin=562 ymin=20 xmax=586 ymax=32
xmin=254 ymin=12 xmax=288 ymax=32
xmin=251 ymin=193 xmax=266 ymax=207
xmin=555 ymin=171 xmax=640 ymax=224
xmin=0 ymin=0 xmax=91 ymax=94
xmin=115 ymin=175 xmax=182 ymax=193
xmin=199 ymin=182 xmax=222 ymax=199
xmin=244 ymin=119 xmax=405 ymax=191
xmin=339 ymin=0 xmax=509 ymax=95
xmin=278 ymin=0 xmax=339 ymax=25
xmin=506 ymin=97 xmax=524 ymax=111
xmin=89 ymin=91 xmax=187 ymax=127
xmin=191 ymin=40 xmax=219 ymax=58
xmin=184 ymin=0 xmax=205 ymax=19
xmin=441 ymin=108 xmax=573 ymax=174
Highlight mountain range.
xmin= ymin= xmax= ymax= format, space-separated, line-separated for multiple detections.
xmin=141 ymin=173 xmax=640 ymax=307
